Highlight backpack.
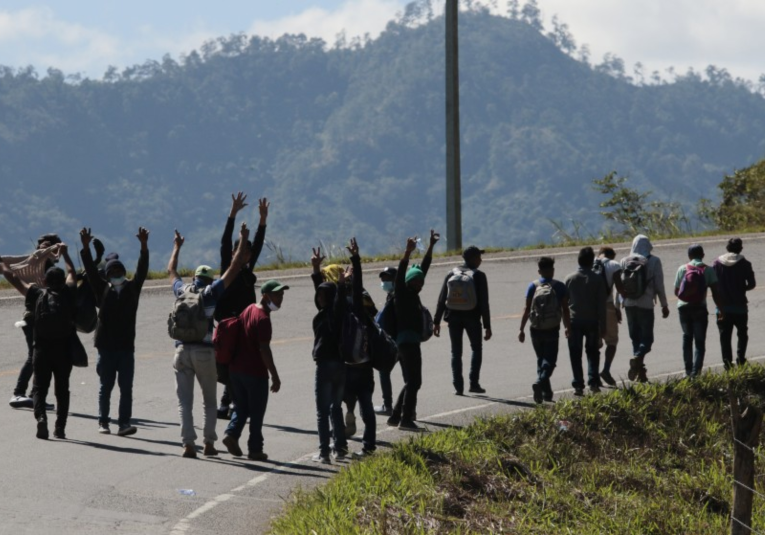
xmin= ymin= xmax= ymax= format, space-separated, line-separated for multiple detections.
xmin=34 ymin=289 xmax=75 ymax=340
xmin=213 ymin=315 xmax=242 ymax=365
xmin=622 ymin=255 xmax=648 ymax=299
xmin=340 ymin=310 xmax=371 ymax=365
xmin=74 ymin=278 xmax=98 ymax=334
xmin=420 ymin=305 xmax=434 ymax=342
xmin=368 ymin=320 xmax=399 ymax=373
xmin=529 ymin=281 xmax=562 ymax=330
xmin=592 ymin=258 xmax=609 ymax=287
xmin=445 ymin=267 xmax=477 ymax=311
xmin=168 ymin=285 xmax=209 ymax=343
xmin=374 ymin=298 xmax=397 ymax=338
xmin=677 ymin=263 xmax=707 ymax=305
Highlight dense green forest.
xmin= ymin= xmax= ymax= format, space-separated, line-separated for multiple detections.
xmin=1 ymin=3 xmax=764 ymax=267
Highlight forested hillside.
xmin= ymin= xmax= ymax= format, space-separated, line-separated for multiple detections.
xmin=1 ymin=6 xmax=764 ymax=267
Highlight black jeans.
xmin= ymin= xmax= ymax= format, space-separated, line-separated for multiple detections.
xmin=717 ymin=312 xmax=748 ymax=369
xmin=33 ymin=342 xmax=73 ymax=429
xmin=14 ymin=323 xmax=37 ymax=397
xmin=679 ymin=306 xmax=709 ymax=377
xmin=392 ymin=343 xmax=422 ymax=423
xmin=447 ymin=315 xmax=483 ymax=391
xmin=567 ymin=323 xmax=601 ymax=389
xmin=530 ymin=328 xmax=559 ymax=395
xmin=345 ymin=366 xmax=376 ymax=451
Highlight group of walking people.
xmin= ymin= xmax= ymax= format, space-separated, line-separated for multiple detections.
xmin=0 ymin=194 xmax=756 ymax=462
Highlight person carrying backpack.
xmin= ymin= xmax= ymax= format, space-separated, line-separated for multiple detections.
xmin=713 ymin=238 xmax=756 ymax=370
xmin=518 ymin=256 xmax=570 ymax=403
xmin=373 ymin=266 xmax=397 ymax=416
xmin=214 ymin=193 xmax=269 ymax=420
xmin=594 ymin=247 xmax=625 ymax=386
xmin=619 ymin=234 xmax=670 ymax=382
xmin=387 ymin=230 xmax=439 ymax=432
xmin=168 ymin=224 xmax=251 ymax=458
xmin=564 ymin=247 xmax=607 ymax=396
xmin=433 ymin=246 xmax=492 ymax=395
xmin=674 ymin=244 xmax=723 ymax=377
xmin=1 ymin=244 xmax=78 ymax=440
xmin=80 ymin=227 xmax=149 ymax=436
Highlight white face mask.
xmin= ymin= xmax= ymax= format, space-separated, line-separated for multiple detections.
xmin=381 ymin=281 xmax=394 ymax=294
xmin=110 ymin=276 xmax=127 ymax=287
xmin=267 ymin=301 xmax=280 ymax=312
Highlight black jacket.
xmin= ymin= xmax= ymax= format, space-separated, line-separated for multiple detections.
xmin=394 ymin=252 xmax=432 ymax=343
xmin=433 ymin=265 xmax=491 ymax=329
xmin=81 ymin=247 xmax=148 ymax=351
xmin=311 ymin=274 xmax=347 ymax=362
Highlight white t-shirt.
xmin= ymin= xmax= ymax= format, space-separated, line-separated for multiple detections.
xmin=601 ymin=258 xmax=622 ymax=305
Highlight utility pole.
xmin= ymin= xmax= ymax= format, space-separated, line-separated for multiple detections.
xmin=445 ymin=0 xmax=462 ymax=252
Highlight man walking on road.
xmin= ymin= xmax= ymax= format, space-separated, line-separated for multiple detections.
xmin=373 ymin=266 xmax=397 ymax=416
xmin=80 ymin=227 xmax=149 ymax=436
xmin=433 ymin=246 xmax=492 ymax=395
xmin=595 ymin=247 xmax=624 ymax=386
xmin=620 ymin=235 xmax=670 ymax=382
xmin=713 ymin=238 xmax=756 ymax=369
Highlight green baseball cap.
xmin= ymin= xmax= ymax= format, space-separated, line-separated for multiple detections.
xmin=195 ymin=265 xmax=215 ymax=279
xmin=261 ymin=279 xmax=290 ymax=294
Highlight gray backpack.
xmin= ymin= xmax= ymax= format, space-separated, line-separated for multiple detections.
xmin=168 ymin=284 xmax=209 ymax=343
xmin=445 ymin=267 xmax=478 ymax=311
xmin=529 ymin=280 xmax=562 ymax=330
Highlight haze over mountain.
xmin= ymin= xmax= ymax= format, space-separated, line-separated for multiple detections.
xmin=1 ymin=6 xmax=764 ymax=267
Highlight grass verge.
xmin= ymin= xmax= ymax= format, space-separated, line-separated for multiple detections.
xmin=270 ymin=366 xmax=765 ymax=534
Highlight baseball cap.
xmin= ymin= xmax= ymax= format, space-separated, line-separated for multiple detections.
xmin=195 ymin=265 xmax=215 ymax=279
xmin=261 ymin=279 xmax=290 ymax=294
xmin=378 ymin=266 xmax=397 ymax=279
xmin=105 ymin=259 xmax=126 ymax=276
xmin=462 ymin=245 xmax=486 ymax=259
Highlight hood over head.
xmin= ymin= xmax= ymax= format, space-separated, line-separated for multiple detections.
xmin=315 ymin=282 xmax=337 ymax=310
xmin=630 ymin=234 xmax=653 ymax=258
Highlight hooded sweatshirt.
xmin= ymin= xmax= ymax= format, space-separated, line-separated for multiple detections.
xmin=619 ymin=235 xmax=668 ymax=310
xmin=310 ymin=278 xmax=347 ymax=362
xmin=713 ymin=253 xmax=756 ymax=313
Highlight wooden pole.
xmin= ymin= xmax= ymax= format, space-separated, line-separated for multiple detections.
xmin=730 ymin=392 xmax=763 ymax=535
xmin=445 ymin=0 xmax=462 ymax=252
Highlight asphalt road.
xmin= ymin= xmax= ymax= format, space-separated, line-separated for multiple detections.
xmin=1 ymin=234 xmax=764 ymax=535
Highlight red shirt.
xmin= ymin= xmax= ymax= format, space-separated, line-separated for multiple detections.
xmin=229 ymin=304 xmax=272 ymax=378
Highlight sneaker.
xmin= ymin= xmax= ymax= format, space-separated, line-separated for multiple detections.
xmin=531 ymin=383 xmax=543 ymax=404
xmin=374 ymin=404 xmax=392 ymax=416
xmin=98 ymin=423 xmax=111 ymax=434
xmin=454 ymin=389 xmax=464 ymax=396
xmin=589 ymin=384 xmax=601 ymax=394
xmin=637 ymin=369 xmax=649 ymax=383
xmin=247 ymin=451 xmax=268 ymax=461
xmin=53 ymin=427 xmax=66 ymax=439
xmin=222 ymin=434 xmax=243 ymax=457
xmin=203 ymin=443 xmax=218 ymax=456
xmin=573 ymin=387 xmax=584 ymax=397
xmin=398 ymin=420 xmax=421 ymax=431
xmin=468 ymin=385 xmax=486 ymax=394
xmin=600 ymin=371 xmax=616 ymax=387
xmin=9 ymin=395 xmax=33 ymax=409
xmin=217 ymin=405 xmax=230 ymax=420
xmin=45 ymin=402 xmax=54 ymax=411
xmin=333 ymin=448 xmax=348 ymax=460
xmin=627 ymin=358 xmax=640 ymax=381
xmin=543 ymin=393 xmax=554 ymax=402
xmin=344 ymin=411 xmax=357 ymax=437
xmin=351 ymin=449 xmax=375 ymax=460
xmin=386 ymin=415 xmax=401 ymax=427
xmin=117 ymin=425 xmax=137 ymax=437
xmin=182 ymin=444 xmax=197 ymax=458
xmin=36 ymin=418 xmax=49 ymax=440
xmin=311 ymin=453 xmax=331 ymax=464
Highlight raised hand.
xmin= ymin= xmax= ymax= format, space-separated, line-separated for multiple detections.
xmin=230 ymin=192 xmax=248 ymax=217
xmin=405 ymin=236 xmax=418 ymax=255
xmin=429 ymin=229 xmax=440 ymax=246
xmin=80 ymin=227 xmax=93 ymax=248
xmin=311 ymin=246 xmax=326 ymax=269
xmin=173 ymin=229 xmax=185 ymax=248
xmin=239 ymin=222 xmax=250 ymax=242
xmin=259 ymin=197 xmax=269 ymax=223
xmin=136 ymin=227 xmax=150 ymax=244
xmin=346 ymin=237 xmax=359 ymax=257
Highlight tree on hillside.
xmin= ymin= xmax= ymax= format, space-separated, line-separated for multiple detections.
xmin=520 ymin=0 xmax=543 ymax=31
xmin=699 ymin=159 xmax=765 ymax=231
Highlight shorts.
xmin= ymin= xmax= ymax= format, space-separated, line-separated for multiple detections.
xmin=602 ymin=301 xmax=619 ymax=347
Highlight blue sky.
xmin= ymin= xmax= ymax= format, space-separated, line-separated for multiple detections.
xmin=1 ymin=0 xmax=764 ymax=84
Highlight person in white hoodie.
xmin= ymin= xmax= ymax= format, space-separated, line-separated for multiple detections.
xmin=713 ymin=238 xmax=756 ymax=369
xmin=619 ymin=235 xmax=670 ymax=382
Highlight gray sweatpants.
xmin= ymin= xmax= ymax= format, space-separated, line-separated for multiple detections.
xmin=173 ymin=345 xmax=218 ymax=446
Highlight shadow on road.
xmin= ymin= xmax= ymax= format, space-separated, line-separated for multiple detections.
xmin=262 ymin=424 xmax=316 ymax=436
xmin=419 ymin=421 xmax=462 ymax=430
xmin=62 ymin=438 xmax=172 ymax=457
xmin=470 ymin=395 xmax=536 ymax=408
xmin=207 ymin=457 xmax=332 ymax=478
xmin=68 ymin=412 xmax=179 ymax=428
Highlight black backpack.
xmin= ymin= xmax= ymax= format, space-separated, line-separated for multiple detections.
xmin=74 ymin=278 xmax=99 ymax=334
xmin=34 ymin=289 xmax=75 ymax=340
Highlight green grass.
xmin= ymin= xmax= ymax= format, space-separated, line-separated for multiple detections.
xmin=270 ymin=366 xmax=765 ymax=534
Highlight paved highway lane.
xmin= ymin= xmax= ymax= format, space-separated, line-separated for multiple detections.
xmin=1 ymin=234 xmax=765 ymax=535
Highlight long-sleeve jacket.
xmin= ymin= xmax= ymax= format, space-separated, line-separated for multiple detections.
xmin=311 ymin=271 xmax=348 ymax=362
xmin=433 ymin=265 xmax=491 ymax=329
xmin=620 ymin=235 xmax=669 ymax=309
xmin=81 ymin=246 xmax=149 ymax=351
xmin=214 ymin=217 xmax=266 ymax=321
xmin=394 ymin=252 xmax=432 ymax=344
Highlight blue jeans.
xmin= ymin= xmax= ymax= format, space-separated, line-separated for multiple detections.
xmin=97 ymin=349 xmax=135 ymax=426
xmin=448 ymin=315 xmax=483 ymax=391
xmin=625 ymin=307 xmax=655 ymax=358
xmin=679 ymin=306 xmax=708 ymax=376
xmin=226 ymin=372 xmax=269 ymax=454
xmin=344 ymin=366 xmax=376 ymax=451
xmin=315 ymin=360 xmax=347 ymax=456
xmin=530 ymin=328 xmax=559 ymax=395
xmin=567 ymin=323 xmax=601 ymax=389
xmin=717 ymin=312 xmax=748 ymax=368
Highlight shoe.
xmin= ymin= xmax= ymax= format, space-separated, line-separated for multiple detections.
xmin=600 ymin=371 xmax=616 ymax=387
xmin=374 ymin=404 xmax=392 ymax=416
xmin=117 ymin=425 xmax=137 ymax=437
xmin=351 ymin=449 xmax=375 ymax=460
xmin=182 ymin=444 xmax=197 ymax=458
xmin=627 ymin=358 xmax=640 ymax=381
xmin=36 ymin=418 xmax=49 ymax=440
xmin=9 ymin=395 xmax=33 ymax=409
xmin=247 ymin=451 xmax=268 ymax=461
xmin=386 ymin=415 xmax=401 ymax=427
xmin=98 ymin=423 xmax=111 ymax=434
xmin=311 ymin=453 xmax=331 ymax=464
xmin=398 ymin=420 xmax=421 ymax=431
xmin=637 ymin=369 xmax=649 ymax=383
xmin=222 ymin=434 xmax=243 ymax=457
xmin=543 ymin=393 xmax=554 ymax=402
xmin=468 ymin=385 xmax=486 ymax=394
xmin=454 ymin=390 xmax=464 ymax=396
xmin=45 ymin=402 xmax=54 ymax=411
xmin=217 ymin=405 xmax=230 ymax=420
xmin=531 ymin=383 xmax=543 ymax=404
xmin=203 ymin=443 xmax=218 ymax=456
xmin=573 ymin=388 xmax=584 ymax=397
xmin=333 ymin=448 xmax=348 ymax=460
xmin=53 ymin=427 xmax=66 ymax=439
xmin=344 ymin=411 xmax=357 ymax=437
xmin=589 ymin=385 xmax=601 ymax=394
